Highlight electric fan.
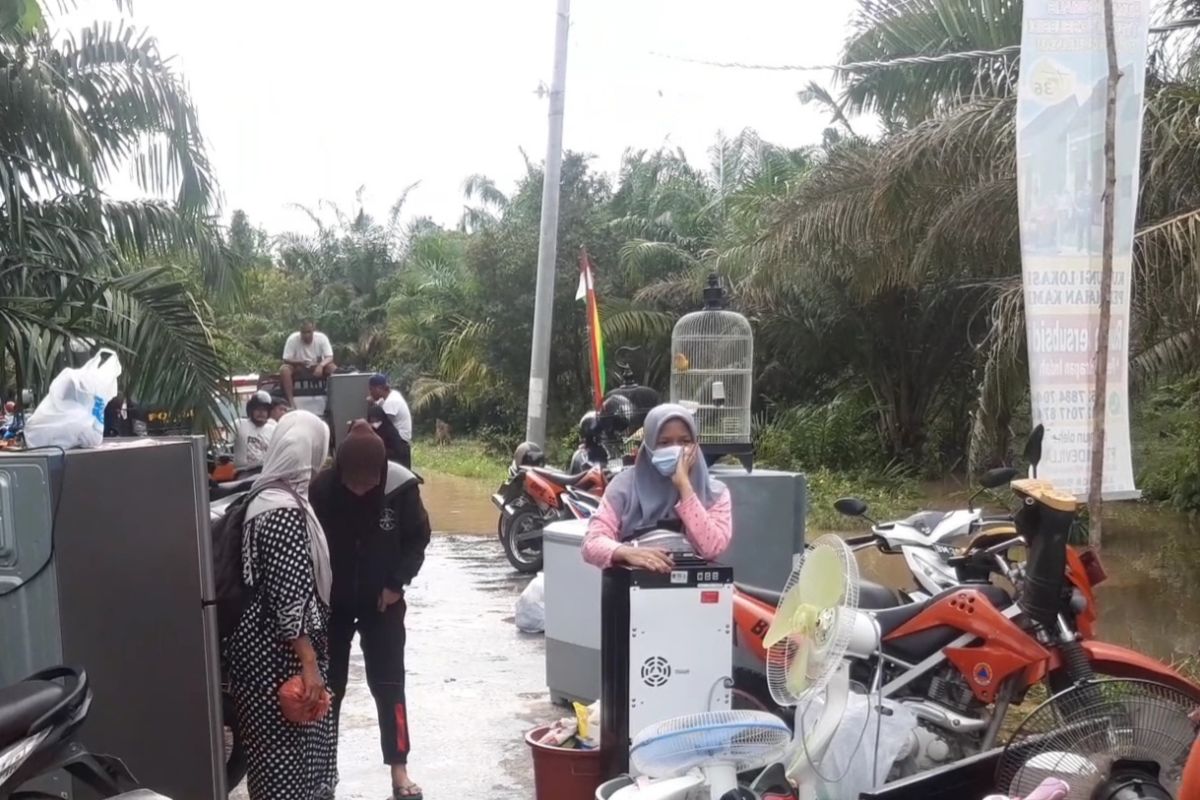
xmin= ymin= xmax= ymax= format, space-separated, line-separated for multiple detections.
xmin=607 ymin=710 xmax=792 ymax=800
xmin=996 ymin=678 xmax=1200 ymax=799
xmin=761 ymin=534 xmax=879 ymax=794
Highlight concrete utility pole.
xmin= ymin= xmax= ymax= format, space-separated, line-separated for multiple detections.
xmin=1089 ymin=0 xmax=1122 ymax=549
xmin=524 ymin=0 xmax=572 ymax=446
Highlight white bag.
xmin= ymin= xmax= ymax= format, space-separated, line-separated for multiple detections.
xmin=24 ymin=349 xmax=122 ymax=450
xmin=514 ymin=572 xmax=545 ymax=633
xmin=800 ymin=692 xmax=918 ymax=800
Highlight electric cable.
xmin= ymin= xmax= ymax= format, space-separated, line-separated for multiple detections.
xmin=0 ymin=445 xmax=67 ymax=598
xmin=652 ymin=17 xmax=1200 ymax=74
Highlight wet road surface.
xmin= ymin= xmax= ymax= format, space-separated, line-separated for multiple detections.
xmin=233 ymin=534 xmax=551 ymax=799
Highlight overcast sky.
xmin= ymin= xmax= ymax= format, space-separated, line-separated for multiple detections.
xmin=60 ymin=0 xmax=860 ymax=234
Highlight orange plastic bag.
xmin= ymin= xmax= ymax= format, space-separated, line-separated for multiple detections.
xmin=278 ymin=675 xmax=332 ymax=724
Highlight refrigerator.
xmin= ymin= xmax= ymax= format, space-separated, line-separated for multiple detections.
xmin=0 ymin=437 xmax=226 ymax=800
xmin=328 ymin=372 xmax=372 ymax=448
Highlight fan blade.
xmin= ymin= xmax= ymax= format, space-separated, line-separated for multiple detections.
xmin=763 ymin=582 xmax=807 ymax=648
xmin=785 ymin=638 xmax=811 ymax=696
xmin=798 ymin=545 xmax=845 ymax=609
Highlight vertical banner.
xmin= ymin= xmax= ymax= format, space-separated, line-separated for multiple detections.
xmin=1016 ymin=0 xmax=1149 ymax=499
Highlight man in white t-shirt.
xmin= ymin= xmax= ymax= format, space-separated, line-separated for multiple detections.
xmin=233 ymin=391 xmax=277 ymax=470
xmin=367 ymin=373 xmax=413 ymax=443
xmin=280 ymin=320 xmax=336 ymax=406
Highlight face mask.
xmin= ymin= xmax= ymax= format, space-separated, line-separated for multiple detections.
xmin=651 ymin=445 xmax=682 ymax=477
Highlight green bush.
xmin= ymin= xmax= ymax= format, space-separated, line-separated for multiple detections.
xmin=1134 ymin=378 xmax=1200 ymax=513
xmin=804 ymin=467 xmax=922 ymax=532
xmin=754 ymin=394 xmax=887 ymax=474
xmin=476 ymin=424 xmax=525 ymax=460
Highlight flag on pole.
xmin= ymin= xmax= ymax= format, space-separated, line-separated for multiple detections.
xmin=576 ymin=248 xmax=605 ymax=411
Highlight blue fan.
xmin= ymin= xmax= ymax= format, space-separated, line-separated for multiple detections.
xmin=609 ymin=710 xmax=791 ymax=799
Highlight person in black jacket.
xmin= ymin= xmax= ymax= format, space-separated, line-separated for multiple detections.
xmin=309 ymin=420 xmax=431 ymax=800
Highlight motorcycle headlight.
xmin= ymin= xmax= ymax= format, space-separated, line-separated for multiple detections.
xmin=0 ymin=729 xmax=49 ymax=787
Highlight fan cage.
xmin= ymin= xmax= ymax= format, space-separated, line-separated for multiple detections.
xmin=766 ymin=534 xmax=862 ymax=707
xmin=669 ymin=308 xmax=753 ymax=446
xmin=629 ymin=710 xmax=792 ymax=778
xmin=998 ymin=678 xmax=1199 ymax=800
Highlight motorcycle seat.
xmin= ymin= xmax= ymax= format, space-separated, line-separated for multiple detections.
xmin=736 ymin=579 xmax=903 ymax=610
xmin=0 ymin=679 xmax=67 ymax=748
xmin=529 ymin=467 xmax=591 ymax=487
xmin=876 ymin=584 xmax=1015 ymax=663
xmin=896 ymin=510 xmax=951 ymax=534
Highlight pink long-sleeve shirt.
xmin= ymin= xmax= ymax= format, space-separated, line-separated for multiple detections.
xmin=581 ymin=488 xmax=733 ymax=568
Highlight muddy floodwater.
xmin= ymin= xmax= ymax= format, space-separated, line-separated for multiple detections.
xmin=419 ymin=471 xmax=500 ymax=534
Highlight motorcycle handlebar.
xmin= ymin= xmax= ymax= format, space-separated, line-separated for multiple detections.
xmin=1013 ymin=497 xmax=1075 ymax=629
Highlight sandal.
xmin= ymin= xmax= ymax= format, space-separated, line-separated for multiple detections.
xmin=393 ymin=782 xmax=423 ymax=800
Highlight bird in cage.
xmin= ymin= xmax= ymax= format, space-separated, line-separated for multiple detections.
xmin=673 ymin=352 xmax=690 ymax=372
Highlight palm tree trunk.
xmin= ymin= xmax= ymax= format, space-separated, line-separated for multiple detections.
xmin=1089 ymin=0 xmax=1122 ymax=550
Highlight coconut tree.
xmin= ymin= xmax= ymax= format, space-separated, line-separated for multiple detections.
xmin=0 ymin=0 xmax=233 ymax=420
xmin=793 ymin=0 xmax=1200 ymax=466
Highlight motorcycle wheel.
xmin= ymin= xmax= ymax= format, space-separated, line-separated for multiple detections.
xmin=502 ymin=507 xmax=545 ymax=574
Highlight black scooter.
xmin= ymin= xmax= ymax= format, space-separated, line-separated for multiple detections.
xmin=0 ymin=665 xmax=169 ymax=799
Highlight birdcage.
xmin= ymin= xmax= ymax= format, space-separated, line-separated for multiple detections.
xmin=670 ymin=274 xmax=753 ymax=468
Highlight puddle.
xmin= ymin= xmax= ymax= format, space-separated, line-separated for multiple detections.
xmin=421 ymin=472 xmax=499 ymax=535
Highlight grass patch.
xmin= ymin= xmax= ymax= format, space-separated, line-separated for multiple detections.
xmin=805 ymin=468 xmax=923 ymax=532
xmin=412 ymin=438 xmax=508 ymax=484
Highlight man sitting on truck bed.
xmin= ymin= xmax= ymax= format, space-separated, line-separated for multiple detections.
xmin=280 ymin=320 xmax=336 ymax=406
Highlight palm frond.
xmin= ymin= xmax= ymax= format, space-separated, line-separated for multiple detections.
xmin=839 ymin=0 xmax=1021 ymax=121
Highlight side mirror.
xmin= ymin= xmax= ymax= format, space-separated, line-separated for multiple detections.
xmin=1024 ymin=424 xmax=1045 ymax=477
xmin=834 ymin=497 xmax=869 ymax=518
xmin=980 ymin=467 xmax=1020 ymax=490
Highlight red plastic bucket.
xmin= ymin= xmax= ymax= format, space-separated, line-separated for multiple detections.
xmin=526 ymin=726 xmax=603 ymax=800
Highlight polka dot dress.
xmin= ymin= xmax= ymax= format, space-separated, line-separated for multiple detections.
xmin=227 ymin=507 xmax=337 ymax=800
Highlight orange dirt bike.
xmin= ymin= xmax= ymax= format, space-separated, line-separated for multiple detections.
xmin=492 ymin=411 xmax=633 ymax=573
xmin=492 ymin=452 xmax=611 ymax=573
xmin=728 ymin=472 xmax=1200 ymax=782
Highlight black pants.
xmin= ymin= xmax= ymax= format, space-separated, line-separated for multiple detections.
xmin=328 ymin=597 xmax=410 ymax=765
xmin=395 ymin=439 xmax=412 ymax=470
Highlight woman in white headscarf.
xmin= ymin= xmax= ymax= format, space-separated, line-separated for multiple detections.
xmin=225 ymin=410 xmax=337 ymax=800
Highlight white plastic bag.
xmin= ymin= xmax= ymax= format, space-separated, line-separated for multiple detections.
xmin=24 ymin=349 xmax=122 ymax=450
xmin=514 ymin=572 xmax=545 ymax=633
xmin=799 ymin=692 xmax=918 ymax=800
